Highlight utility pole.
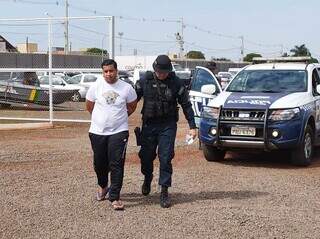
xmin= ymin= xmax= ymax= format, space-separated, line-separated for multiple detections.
xmin=109 ymin=16 xmax=115 ymax=59
xmin=64 ymin=0 xmax=69 ymax=54
xmin=118 ymin=32 xmax=123 ymax=56
xmin=175 ymin=17 xmax=184 ymax=59
xmin=239 ymin=35 xmax=244 ymax=62
xmin=26 ymin=36 xmax=29 ymax=53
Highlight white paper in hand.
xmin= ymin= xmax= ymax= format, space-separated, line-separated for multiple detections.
xmin=185 ymin=134 xmax=195 ymax=145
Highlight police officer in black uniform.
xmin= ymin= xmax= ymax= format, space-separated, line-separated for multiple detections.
xmin=135 ymin=55 xmax=197 ymax=208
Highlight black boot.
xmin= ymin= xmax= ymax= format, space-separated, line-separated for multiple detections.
xmin=141 ymin=176 xmax=152 ymax=196
xmin=160 ymin=186 xmax=171 ymax=208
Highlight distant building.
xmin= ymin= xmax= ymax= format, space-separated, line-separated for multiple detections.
xmin=17 ymin=43 xmax=38 ymax=53
xmin=52 ymin=47 xmax=65 ymax=54
xmin=0 ymin=35 xmax=18 ymax=52
xmin=115 ymin=55 xmax=158 ymax=70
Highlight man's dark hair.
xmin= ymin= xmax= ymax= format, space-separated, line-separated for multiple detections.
xmin=101 ymin=59 xmax=117 ymax=69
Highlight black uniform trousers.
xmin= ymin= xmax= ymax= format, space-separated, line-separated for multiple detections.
xmin=89 ymin=131 xmax=128 ymax=201
xmin=138 ymin=120 xmax=177 ymax=187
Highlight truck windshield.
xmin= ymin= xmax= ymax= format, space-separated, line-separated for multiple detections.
xmin=226 ymin=70 xmax=307 ymax=93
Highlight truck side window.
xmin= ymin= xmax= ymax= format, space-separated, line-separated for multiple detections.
xmin=191 ymin=68 xmax=219 ymax=93
xmin=312 ymin=69 xmax=320 ymax=95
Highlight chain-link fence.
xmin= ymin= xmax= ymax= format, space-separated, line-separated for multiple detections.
xmin=0 ymin=16 xmax=113 ymax=123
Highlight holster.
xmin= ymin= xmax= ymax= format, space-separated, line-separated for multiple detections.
xmin=134 ymin=127 xmax=142 ymax=146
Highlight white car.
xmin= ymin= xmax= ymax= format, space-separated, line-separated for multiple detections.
xmin=39 ymin=75 xmax=85 ymax=102
xmin=65 ymin=73 xmax=103 ymax=100
xmin=200 ymin=57 xmax=320 ymax=166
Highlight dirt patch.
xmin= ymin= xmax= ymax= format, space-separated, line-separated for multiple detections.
xmin=1 ymin=109 xmax=320 ymax=238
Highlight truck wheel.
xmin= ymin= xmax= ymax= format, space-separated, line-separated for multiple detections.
xmin=290 ymin=125 xmax=313 ymax=166
xmin=202 ymin=144 xmax=226 ymax=161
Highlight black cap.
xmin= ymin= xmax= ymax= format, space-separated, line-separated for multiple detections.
xmin=152 ymin=55 xmax=172 ymax=73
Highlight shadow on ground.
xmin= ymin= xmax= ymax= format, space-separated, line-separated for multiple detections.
xmin=208 ymin=148 xmax=320 ymax=169
xmin=121 ymin=190 xmax=268 ymax=208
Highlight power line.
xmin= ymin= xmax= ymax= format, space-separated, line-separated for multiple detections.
xmin=245 ymin=39 xmax=282 ymax=48
xmin=0 ymin=22 xmax=62 ymax=26
xmin=2 ymin=0 xmax=285 ymax=56
xmin=69 ymin=24 xmax=176 ymax=44
xmin=1 ymin=31 xmax=47 ymax=35
xmin=7 ymin=0 xmax=60 ymax=5
xmin=184 ymin=23 xmax=239 ymax=40
xmin=69 ymin=24 xmax=105 ymax=36
xmin=184 ymin=41 xmax=239 ymax=52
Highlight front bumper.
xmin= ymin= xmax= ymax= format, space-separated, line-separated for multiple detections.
xmin=199 ymin=109 xmax=303 ymax=151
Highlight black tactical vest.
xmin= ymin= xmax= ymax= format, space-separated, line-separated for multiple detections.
xmin=142 ymin=72 xmax=179 ymax=121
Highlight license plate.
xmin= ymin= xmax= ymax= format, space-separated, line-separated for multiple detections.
xmin=231 ymin=126 xmax=256 ymax=136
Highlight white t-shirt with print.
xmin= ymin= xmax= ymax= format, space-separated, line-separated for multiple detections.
xmin=86 ymin=78 xmax=137 ymax=135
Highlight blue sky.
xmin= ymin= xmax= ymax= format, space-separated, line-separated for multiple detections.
xmin=0 ymin=0 xmax=319 ymax=61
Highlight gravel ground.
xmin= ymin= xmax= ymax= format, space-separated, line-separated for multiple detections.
xmin=1 ymin=108 xmax=320 ymax=238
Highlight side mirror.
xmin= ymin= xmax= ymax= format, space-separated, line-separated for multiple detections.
xmin=201 ymin=84 xmax=216 ymax=95
xmin=316 ymin=85 xmax=320 ymax=94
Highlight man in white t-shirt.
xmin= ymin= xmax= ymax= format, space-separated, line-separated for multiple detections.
xmin=86 ymin=59 xmax=137 ymax=210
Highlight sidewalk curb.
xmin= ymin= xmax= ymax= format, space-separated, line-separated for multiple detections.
xmin=0 ymin=122 xmax=53 ymax=131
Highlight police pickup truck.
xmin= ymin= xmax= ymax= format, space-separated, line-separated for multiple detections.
xmin=189 ymin=66 xmax=222 ymax=127
xmin=199 ymin=57 xmax=320 ymax=166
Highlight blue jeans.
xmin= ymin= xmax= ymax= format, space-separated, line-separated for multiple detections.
xmin=138 ymin=121 xmax=177 ymax=187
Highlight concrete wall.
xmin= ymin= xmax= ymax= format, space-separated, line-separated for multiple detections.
xmin=0 ymin=53 xmax=249 ymax=73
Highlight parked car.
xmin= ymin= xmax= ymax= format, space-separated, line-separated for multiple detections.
xmin=65 ymin=73 xmax=102 ymax=100
xmin=199 ymin=57 xmax=318 ymax=166
xmin=118 ymin=70 xmax=134 ymax=87
xmin=0 ymin=72 xmax=77 ymax=107
xmin=39 ymin=75 xmax=85 ymax=102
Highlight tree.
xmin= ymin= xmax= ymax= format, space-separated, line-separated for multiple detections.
xmin=288 ymin=44 xmax=318 ymax=62
xmin=86 ymin=48 xmax=108 ymax=55
xmin=311 ymin=58 xmax=319 ymax=63
xmin=243 ymin=53 xmax=262 ymax=62
xmin=186 ymin=50 xmax=205 ymax=59
xmin=290 ymin=44 xmax=311 ymax=57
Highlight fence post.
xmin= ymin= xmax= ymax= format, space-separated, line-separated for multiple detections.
xmin=109 ymin=16 xmax=115 ymax=59
xmin=47 ymin=16 xmax=53 ymax=123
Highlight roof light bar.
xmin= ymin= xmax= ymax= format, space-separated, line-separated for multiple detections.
xmin=252 ymin=56 xmax=312 ymax=64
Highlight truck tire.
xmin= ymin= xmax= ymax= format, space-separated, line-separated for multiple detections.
xmin=290 ymin=125 xmax=313 ymax=166
xmin=202 ymin=144 xmax=226 ymax=161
